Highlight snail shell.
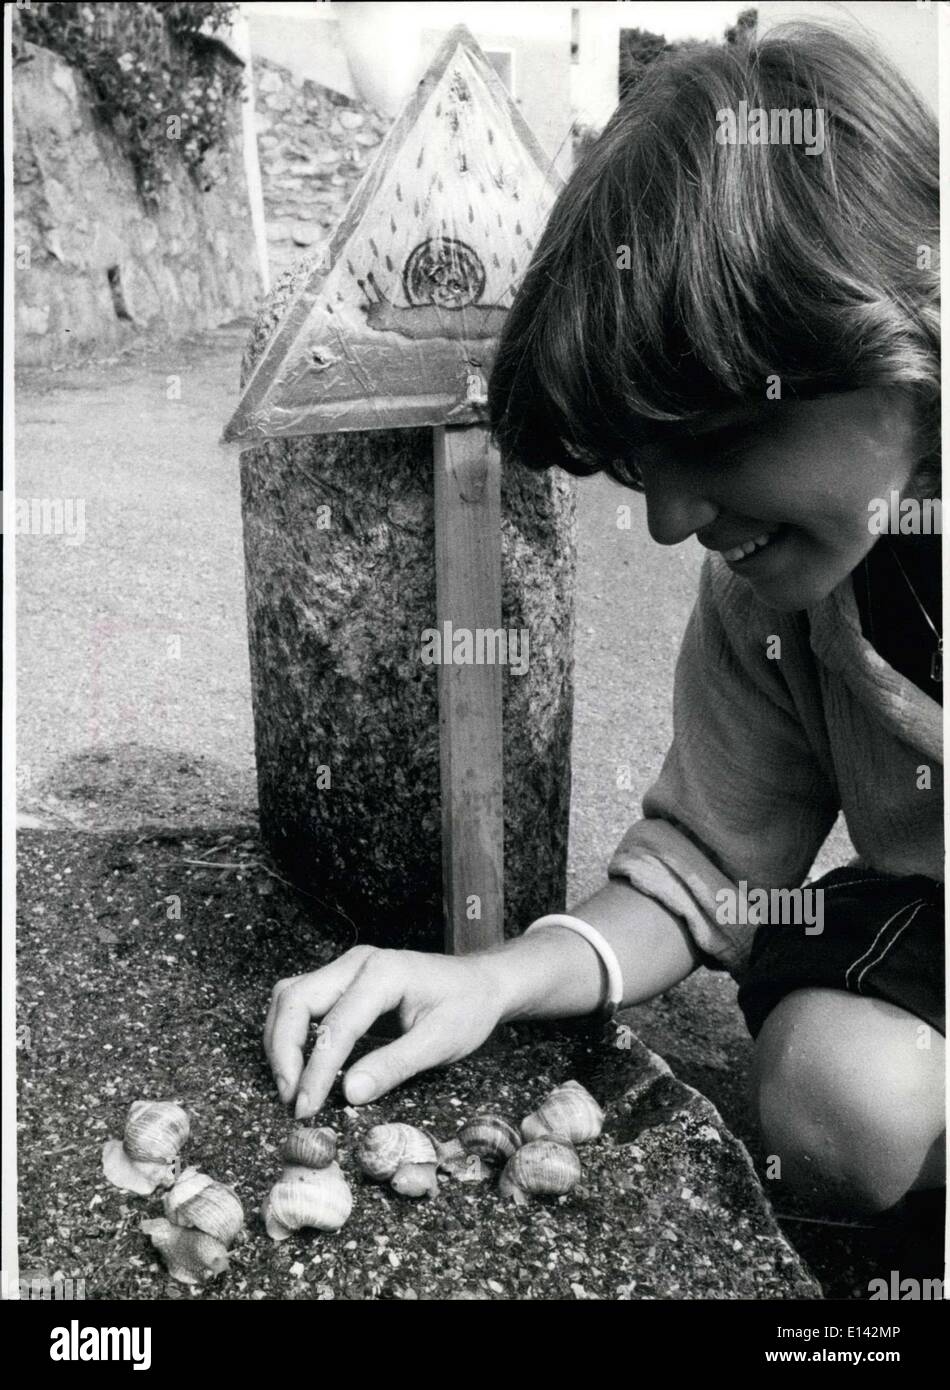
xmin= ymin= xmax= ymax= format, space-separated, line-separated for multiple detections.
xmin=520 ymin=1080 xmax=604 ymax=1145
xmin=262 ymin=1160 xmax=353 ymax=1240
xmin=163 ymin=1168 xmax=244 ymax=1247
xmin=102 ymin=1100 xmax=191 ymax=1195
xmin=125 ymin=1100 xmax=190 ymax=1162
xmin=457 ymin=1115 xmax=521 ymax=1164
xmin=142 ymin=1217 xmax=229 ymax=1285
xmin=498 ymin=1136 xmax=582 ymax=1204
xmin=357 ymin=1124 xmax=438 ymax=1182
xmin=281 ymin=1126 xmax=337 ymax=1169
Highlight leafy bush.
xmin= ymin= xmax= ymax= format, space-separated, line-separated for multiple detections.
xmin=17 ymin=2 xmax=244 ymax=203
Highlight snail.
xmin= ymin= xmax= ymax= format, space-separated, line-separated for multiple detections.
xmin=163 ymin=1168 xmax=244 ymax=1246
xmin=431 ymin=1136 xmax=491 ymax=1184
xmin=141 ymin=1219 xmax=230 ymax=1285
xmin=437 ymin=1150 xmax=494 ymax=1184
xmin=101 ymin=1100 xmax=190 ymax=1196
xmin=143 ymin=1167 xmax=244 ymax=1284
xmin=357 ymin=1123 xmax=439 ymax=1198
xmin=456 ymin=1115 xmax=521 ymax=1165
xmin=520 ymin=1080 xmax=605 ymax=1145
xmin=262 ymin=1127 xmax=353 ymax=1241
xmin=282 ymin=1126 xmax=337 ymax=1169
xmin=498 ymin=1136 xmax=582 ymax=1205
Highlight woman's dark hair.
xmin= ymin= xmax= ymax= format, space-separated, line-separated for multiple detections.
xmin=488 ymin=22 xmax=940 ymax=491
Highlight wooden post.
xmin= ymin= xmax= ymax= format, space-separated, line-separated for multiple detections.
xmin=433 ymin=425 xmax=504 ymax=952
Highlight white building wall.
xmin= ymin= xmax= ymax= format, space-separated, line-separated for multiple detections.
xmin=757 ymin=1 xmax=938 ymax=112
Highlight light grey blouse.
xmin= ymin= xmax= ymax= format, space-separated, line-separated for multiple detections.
xmin=607 ymin=552 xmax=944 ymax=976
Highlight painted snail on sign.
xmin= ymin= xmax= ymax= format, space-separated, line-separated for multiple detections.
xmin=101 ymin=1100 xmax=190 ymax=1196
xmin=262 ymin=1127 xmax=353 ymax=1241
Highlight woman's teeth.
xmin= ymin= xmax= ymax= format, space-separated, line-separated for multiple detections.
xmin=722 ymin=532 xmax=774 ymax=563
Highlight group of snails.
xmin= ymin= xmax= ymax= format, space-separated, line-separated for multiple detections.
xmin=102 ymin=1080 xmax=605 ymax=1284
xmin=102 ymin=1100 xmax=245 ymax=1284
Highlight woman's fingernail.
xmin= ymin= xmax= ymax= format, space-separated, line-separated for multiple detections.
xmin=346 ymin=1071 xmax=376 ymax=1105
xmin=294 ymin=1090 xmax=313 ymax=1119
xmin=277 ymin=1075 xmax=292 ymax=1102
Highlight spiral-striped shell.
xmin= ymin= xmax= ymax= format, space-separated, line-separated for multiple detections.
xmin=498 ymin=1136 xmax=582 ymax=1204
xmin=163 ymin=1168 xmax=244 ymax=1246
xmin=457 ymin=1115 xmax=520 ymax=1164
xmin=520 ymin=1081 xmax=604 ymax=1145
xmin=262 ymin=1161 xmax=353 ymax=1240
xmin=124 ymin=1101 xmax=190 ymax=1163
xmin=102 ymin=1100 xmax=191 ymax=1195
xmin=357 ymin=1124 xmax=438 ymax=1182
xmin=281 ymin=1127 xmax=337 ymax=1170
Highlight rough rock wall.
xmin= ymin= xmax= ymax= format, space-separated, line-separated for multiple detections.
xmin=13 ymin=41 xmax=261 ymax=365
xmin=238 ymin=261 xmax=576 ymax=948
xmin=254 ymin=57 xmax=390 ymax=280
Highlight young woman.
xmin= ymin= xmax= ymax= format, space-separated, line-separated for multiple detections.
xmin=264 ymin=24 xmax=943 ymax=1216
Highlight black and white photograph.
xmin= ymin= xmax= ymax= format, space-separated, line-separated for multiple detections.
xmin=3 ymin=0 xmax=946 ymax=1338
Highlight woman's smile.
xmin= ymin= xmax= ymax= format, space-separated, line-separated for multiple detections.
xmin=639 ymin=389 xmax=923 ymax=612
xmin=700 ymin=526 xmax=786 ymax=566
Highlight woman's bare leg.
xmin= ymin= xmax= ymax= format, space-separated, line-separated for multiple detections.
xmin=751 ymin=987 xmax=945 ymax=1215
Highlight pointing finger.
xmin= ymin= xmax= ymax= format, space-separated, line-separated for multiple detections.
xmin=264 ymin=949 xmax=375 ymax=1101
xmin=295 ymin=954 xmax=404 ymax=1119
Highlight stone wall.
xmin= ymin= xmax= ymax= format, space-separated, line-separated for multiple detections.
xmin=253 ymin=57 xmax=390 ymax=280
xmin=13 ymin=40 xmax=261 ymax=366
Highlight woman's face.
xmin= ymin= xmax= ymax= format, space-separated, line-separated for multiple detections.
xmin=636 ymin=387 xmax=923 ymax=611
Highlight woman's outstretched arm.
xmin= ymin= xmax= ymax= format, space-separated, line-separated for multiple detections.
xmin=264 ymin=879 xmax=699 ymax=1119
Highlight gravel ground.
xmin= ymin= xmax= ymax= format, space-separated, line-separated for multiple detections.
xmin=17 ymin=827 xmax=942 ymax=1300
xmin=17 ymin=828 xmax=821 ymax=1302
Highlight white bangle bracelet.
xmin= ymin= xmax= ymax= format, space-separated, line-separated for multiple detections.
xmin=523 ymin=913 xmax=625 ymax=1019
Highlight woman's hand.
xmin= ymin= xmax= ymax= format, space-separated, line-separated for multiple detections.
xmin=264 ymin=946 xmax=506 ymax=1119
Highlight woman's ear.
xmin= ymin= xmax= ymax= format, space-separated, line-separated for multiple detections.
xmin=901 ymin=389 xmax=941 ymax=501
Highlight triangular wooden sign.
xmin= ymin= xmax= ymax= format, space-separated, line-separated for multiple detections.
xmin=223 ymin=25 xmax=563 ymax=441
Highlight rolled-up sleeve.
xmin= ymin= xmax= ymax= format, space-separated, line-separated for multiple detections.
xmin=608 ymin=556 xmax=840 ymax=975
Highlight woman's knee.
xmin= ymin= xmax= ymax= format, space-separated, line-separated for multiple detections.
xmin=751 ymin=987 xmax=945 ymax=1215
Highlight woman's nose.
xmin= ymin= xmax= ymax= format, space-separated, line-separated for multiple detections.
xmin=643 ymin=478 xmax=719 ymax=547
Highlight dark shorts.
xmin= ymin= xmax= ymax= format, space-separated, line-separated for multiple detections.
xmin=737 ymin=867 xmax=945 ymax=1039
